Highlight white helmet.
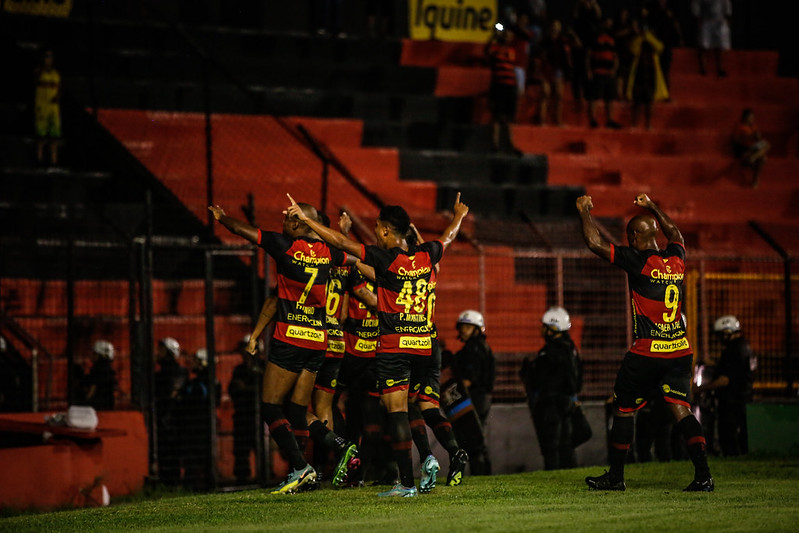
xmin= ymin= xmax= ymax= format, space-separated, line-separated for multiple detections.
xmin=194 ymin=348 xmax=208 ymax=367
xmin=93 ymin=340 xmax=115 ymax=360
xmin=0 ymin=336 xmax=6 ymax=352
xmin=159 ymin=337 xmax=180 ymax=359
xmin=542 ymin=306 xmax=571 ymax=332
xmin=713 ymin=315 xmax=741 ymax=334
xmin=457 ymin=309 xmax=485 ymax=329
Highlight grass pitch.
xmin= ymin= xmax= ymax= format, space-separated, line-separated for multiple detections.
xmin=2 ymin=457 xmax=798 ymax=532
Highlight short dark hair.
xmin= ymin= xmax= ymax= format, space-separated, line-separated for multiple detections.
xmin=378 ymin=205 xmax=410 ymax=236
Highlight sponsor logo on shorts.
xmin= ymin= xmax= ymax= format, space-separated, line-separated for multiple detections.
xmin=635 ymin=397 xmax=645 ymax=404
xmin=331 ymin=379 xmax=337 ymax=388
xmin=662 ymin=384 xmax=687 ymax=397
xmin=650 ymin=337 xmax=689 ymax=353
xmin=424 ymin=386 xmax=433 ymax=395
xmin=286 ymin=325 xmax=325 ymax=343
xmin=398 ymin=336 xmax=431 ymax=350
xmin=355 ymin=339 xmax=377 ymax=352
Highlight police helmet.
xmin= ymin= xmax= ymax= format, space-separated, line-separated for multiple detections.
xmin=159 ymin=337 xmax=180 ymax=359
xmin=542 ymin=306 xmax=571 ymax=332
xmin=93 ymin=340 xmax=115 ymax=360
xmin=713 ymin=315 xmax=741 ymax=334
xmin=457 ymin=309 xmax=485 ymax=329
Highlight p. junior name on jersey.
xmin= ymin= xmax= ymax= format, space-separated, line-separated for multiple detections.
xmin=651 ymin=337 xmax=689 ymax=353
xmin=399 ymin=336 xmax=431 ymax=350
xmin=286 ymin=325 xmax=325 ymax=343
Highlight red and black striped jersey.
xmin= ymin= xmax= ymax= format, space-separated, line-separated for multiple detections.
xmin=360 ymin=241 xmax=444 ymax=356
xmin=344 ymin=268 xmax=379 ymax=359
xmin=611 ymin=242 xmax=692 ymax=358
xmin=325 ymin=264 xmax=349 ymax=359
xmin=258 ymin=230 xmax=346 ymax=351
xmin=487 ymin=42 xmax=517 ymax=86
xmin=589 ymin=31 xmax=616 ymax=76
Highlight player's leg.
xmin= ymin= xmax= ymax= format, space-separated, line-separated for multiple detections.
xmin=377 ymin=353 xmax=416 ymax=496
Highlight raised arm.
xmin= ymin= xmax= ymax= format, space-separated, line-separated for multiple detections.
xmin=208 ymin=205 xmax=260 ymax=244
xmin=285 ymin=195 xmax=363 ymax=258
xmin=247 ymin=296 xmax=277 ymax=355
xmin=576 ymin=195 xmax=611 ymax=261
xmin=634 ymin=193 xmax=683 ymax=245
xmin=439 ymin=192 xmax=469 ymax=250
xmin=352 ymin=284 xmax=378 ymax=313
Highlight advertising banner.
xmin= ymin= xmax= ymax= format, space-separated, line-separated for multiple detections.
xmin=408 ymin=0 xmax=497 ymax=43
xmin=3 ymin=0 xmax=73 ymax=17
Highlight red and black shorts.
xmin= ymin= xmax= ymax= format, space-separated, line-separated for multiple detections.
xmin=613 ymin=352 xmax=693 ymax=412
xmin=314 ymin=356 xmax=343 ymax=394
xmin=267 ymin=338 xmax=325 ymax=374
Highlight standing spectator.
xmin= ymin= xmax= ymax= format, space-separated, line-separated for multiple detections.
xmin=485 ymin=24 xmax=523 ymax=155
xmin=695 ymin=316 xmax=756 ymax=457
xmin=154 ymin=337 xmax=188 ymax=486
xmin=84 ymin=340 xmax=117 ymax=411
xmin=531 ymin=19 xmax=575 ymax=126
xmin=34 ymin=49 xmax=62 ymax=168
xmin=649 ymin=0 xmax=684 ymax=94
xmin=613 ymin=8 xmax=635 ymax=101
xmin=732 ymin=108 xmax=770 ymax=189
xmin=520 ymin=307 xmax=582 ymax=470
xmin=229 ymin=335 xmax=263 ymax=484
xmin=576 ymin=192 xmax=714 ymax=492
xmin=626 ymin=16 xmax=669 ymax=130
xmin=586 ymin=17 xmax=621 ymax=129
xmin=512 ymin=12 xmax=535 ymax=99
xmin=570 ymin=0 xmax=601 ymax=115
xmin=691 ymin=0 xmax=732 ymax=77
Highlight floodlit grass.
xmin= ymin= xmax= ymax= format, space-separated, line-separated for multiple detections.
xmin=2 ymin=457 xmax=798 ymax=532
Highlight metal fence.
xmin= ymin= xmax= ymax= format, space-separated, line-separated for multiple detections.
xmin=2 ymin=239 xmax=796 ymax=488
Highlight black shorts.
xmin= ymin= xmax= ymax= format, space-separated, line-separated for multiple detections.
xmin=613 ymin=352 xmax=693 ymax=412
xmin=588 ymin=74 xmax=616 ymax=102
xmin=414 ymin=338 xmax=442 ymax=405
xmin=268 ymin=338 xmax=325 ymax=374
xmin=314 ymin=356 xmax=343 ymax=394
xmin=489 ymin=82 xmax=518 ymax=120
xmin=338 ymin=353 xmax=379 ymax=396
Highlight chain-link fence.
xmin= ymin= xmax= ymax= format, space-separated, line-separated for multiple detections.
xmin=2 ymin=239 xmax=797 ymax=489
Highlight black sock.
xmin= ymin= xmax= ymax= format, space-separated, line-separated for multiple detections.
xmin=408 ymin=403 xmax=432 ymax=460
xmin=309 ymin=419 xmax=349 ymax=455
xmin=422 ymin=407 xmax=459 ymax=457
xmin=262 ymin=402 xmax=305 ymax=471
xmin=608 ymin=415 xmax=634 ymax=482
xmin=676 ymin=415 xmax=711 ymax=479
xmin=387 ymin=411 xmax=414 ymax=488
xmin=285 ymin=402 xmax=309 ymax=455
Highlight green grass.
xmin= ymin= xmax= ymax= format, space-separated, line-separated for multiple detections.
xmin=2 ymin=457 xmax=798 ymax=532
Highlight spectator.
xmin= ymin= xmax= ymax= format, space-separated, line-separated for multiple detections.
xmin=154 ymin=337 xmax=188 ymax=485
xmin=520 ymin=307 xmax=582 ymax=470
xmin=691 ymin=0 xmax=732 ymax=77
xmin=695 ymin=316 xmax=756 ymax=457
xmin=586 ymin=17 xmax=621 ymax=129
xmin=570 ymin=0 xmax=601 ymax=115
xmin=626 ymin=16 xmax=669 ymax=130
xmin=486 ymin=23 xmax=523 ymax=155
xmin=84 ymin=340 xmax=117 ymax=411
xmin=530 ymin=19 xmax=575 ymax=126
xmin=649 ymin=0 xmax=684 ymax=93
xmin=229 ymin=335 xmax=263 ymax=484
xmin=34 ymin=49 xmax=62 ymax=168
xmin=613 ymin=8 xmax=635 ymax=101
xmin=732 ymin=108 xmax=770 ymax=189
